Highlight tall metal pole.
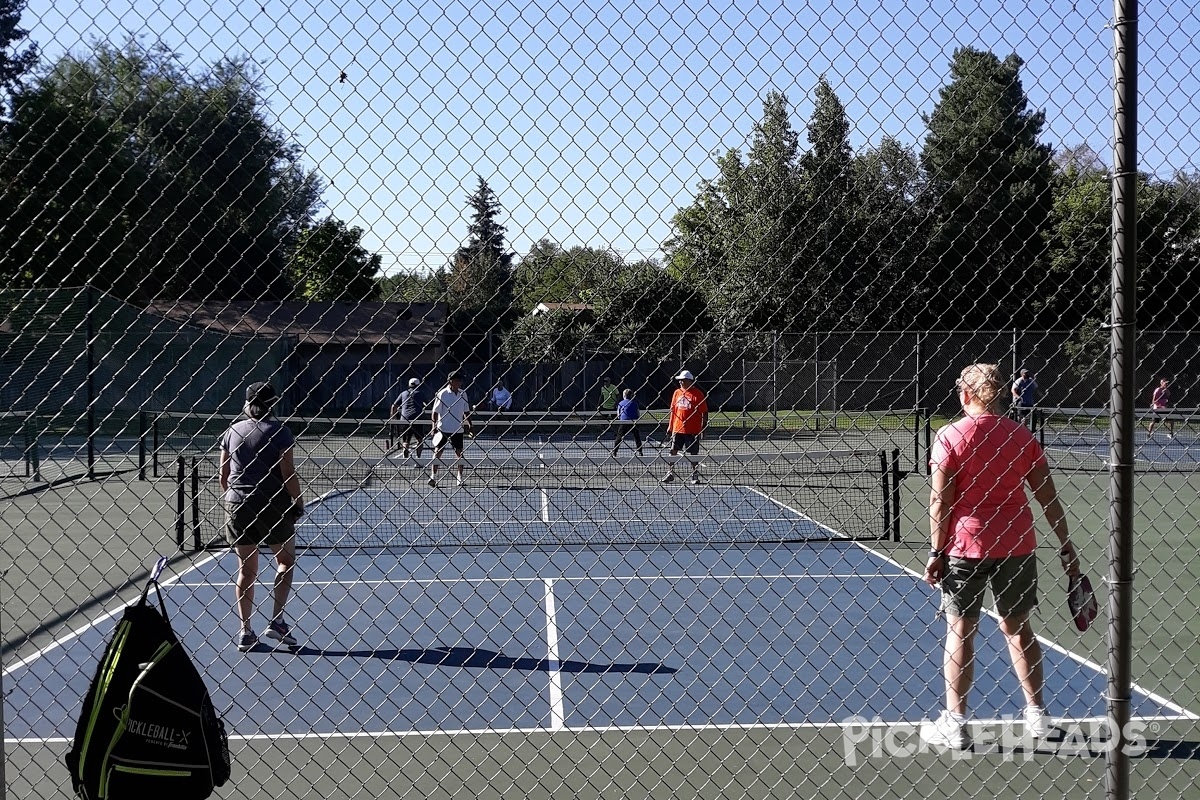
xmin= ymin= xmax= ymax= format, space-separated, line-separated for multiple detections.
xmin=1108 ymin=1 xmax=1137 ymax=798
xmin=86 ymin=285 xmax=96 ymax=479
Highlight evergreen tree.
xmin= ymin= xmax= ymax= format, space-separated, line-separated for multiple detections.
xmin=795 ymin=78 xmax=857 ymax=328
xmin=919 ymin=46 xmax=1053 ymax=328
xmin=849 ymin=136 xmax=928 ymax=328
xmin=446 ymin=175 xmax=514 ymax=356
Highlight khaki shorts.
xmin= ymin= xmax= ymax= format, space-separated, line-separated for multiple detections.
xmin=225 ymin=496 xmax=296 ymax=547
xmin=941 ymin=553 xmax=1039 ymax=619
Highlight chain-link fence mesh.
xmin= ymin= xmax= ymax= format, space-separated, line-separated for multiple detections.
xmin=2 ymin=0 xmax=1199 ymax=798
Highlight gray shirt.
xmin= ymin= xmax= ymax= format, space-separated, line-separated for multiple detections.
xmin=220 ymin=417 xmax=295 ymax=504
xmin=396 ymin=388 xmax=423 ymax=420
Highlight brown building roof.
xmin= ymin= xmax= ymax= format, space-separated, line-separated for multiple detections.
xmin=144 ymin=301 xmax=446 ymax=347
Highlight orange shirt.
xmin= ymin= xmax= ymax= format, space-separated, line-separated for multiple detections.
xmin=668 ymin=386 xmax=708 ymax=434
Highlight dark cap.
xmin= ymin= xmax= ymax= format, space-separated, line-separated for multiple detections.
xmin=246 ymin=381 xmax=277 ymax=406
xmin=447 ymin=371 xmax=463 ymax=382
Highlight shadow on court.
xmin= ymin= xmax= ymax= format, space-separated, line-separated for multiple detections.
xmin=257 ymin=643 xmax=677 ymax=674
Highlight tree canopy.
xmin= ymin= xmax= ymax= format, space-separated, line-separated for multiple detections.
xmin=0 ymin=40 xmax=322 ymax=302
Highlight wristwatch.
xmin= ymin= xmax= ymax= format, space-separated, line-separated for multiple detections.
xmin=929 ymin=549 xmax=946 ymax=560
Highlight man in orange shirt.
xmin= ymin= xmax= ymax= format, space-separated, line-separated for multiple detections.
xmin=664 ymin=369 xmax=708 ymax=484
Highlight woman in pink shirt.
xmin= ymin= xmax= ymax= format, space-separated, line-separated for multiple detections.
xmin=920 ymin=363 xmax=1081 ymax=750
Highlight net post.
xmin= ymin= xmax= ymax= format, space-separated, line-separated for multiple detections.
xmin=912 ymin=407 xmax=921 ymax=475
xmin=175 ymin=456 xmax=185 ymax=550
xmin=137 ymin=411 xmax=147 ymax=481
xmin=923 ymin=408 xmax=932 ymax=477
xmin=29 ymin=416 xmax=40 ymax=483
xmin=191 ymin=457 xmax=201 ymax=551
xmin=152 ymin=415 xmax=160 ymax=478
xmin=879 ymin=450 xmax=890 ymax=541
xmin=86 ymin=285 xmax=95 ymax=480
xmin=22 ymin=416 xmax=32 ymax=479
xmin=891 ymin=448 xmax=902 ymax=542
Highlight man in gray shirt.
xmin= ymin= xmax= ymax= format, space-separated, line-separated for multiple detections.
xmin=220 ymin=382 xmax=304 ymax=652
xmin=390 ymin=377 xmax=426 ymax=457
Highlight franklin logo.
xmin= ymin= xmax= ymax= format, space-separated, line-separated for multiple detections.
xmin=127 ymin=718 xmax=190 ymax=750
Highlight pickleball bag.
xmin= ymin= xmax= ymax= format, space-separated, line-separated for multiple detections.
xmin=65 ymin=563 xmax=230 ymax=799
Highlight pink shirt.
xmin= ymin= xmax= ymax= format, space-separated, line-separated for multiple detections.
xmin=929 ymin=413 xmax=1046 ymax=559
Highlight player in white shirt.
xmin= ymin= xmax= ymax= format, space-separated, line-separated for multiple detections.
xmin=429 ymin=371 xmax=471 ymax=487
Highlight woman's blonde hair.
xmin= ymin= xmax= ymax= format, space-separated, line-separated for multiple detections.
xmin=959 ymin=363 xmax=1002 ymax=407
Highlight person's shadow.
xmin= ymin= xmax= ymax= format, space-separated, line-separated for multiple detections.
xmin=268 ymin=643 xmax=676 ymax=675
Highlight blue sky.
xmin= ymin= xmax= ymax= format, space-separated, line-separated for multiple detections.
xmin=21 ymin=0 xmax=1200 ymax=275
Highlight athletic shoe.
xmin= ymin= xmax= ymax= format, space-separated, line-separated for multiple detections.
xmin=428 ymin=476 xmax=437 ymax=487
xmin=920 ymin=710 xmax=971 ymax=750
xmin=263 ymin=619 xmax=298 ymax=647
xmin=1024 ymin=705 xmax=1051 ymax=738
xmin=236 ymin=631 xmax=258 ymax=652
xmin=689 ymin=474 xmax=701 ymax=485
xmin=456 ymin=475 xmax=464 ymax=487
xmin=662 ymin=473 xmax=675 ymax=483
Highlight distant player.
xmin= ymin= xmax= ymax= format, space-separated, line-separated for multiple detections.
xmin=490 ymin=380 xmax=513 ymax=411
xmin=612 ymin=388 xmax=643 ymax=456
xmin=663 ymin=370 xmax=708 ymax=484
xmin=599 ymin=376 xmax=619 ymax=413
xmin=390 ymin=377 xmax=425 ymax=458
xmin=429 ymin=371 xmax=471 ymax=487
xmin=1147 ymin=377 xmax=1175 ymax=438
xmin=1010 ymin=368 xmax=1038 ymax=428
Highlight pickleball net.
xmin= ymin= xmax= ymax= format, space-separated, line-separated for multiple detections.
xmin=1033 ymin=406 xmax=1200 ymax=473
xmin=149 ymin=408 xmax=925 ymax=470
xmin=176 ymin=449 xmax=900 ymax=549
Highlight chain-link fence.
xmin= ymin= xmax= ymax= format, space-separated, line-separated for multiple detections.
xmin=3 ymin=1 xmax=1198 ymax=798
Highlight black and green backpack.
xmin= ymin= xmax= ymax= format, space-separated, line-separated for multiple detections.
xmin=66 ymin=557 xmax=231 ymax=799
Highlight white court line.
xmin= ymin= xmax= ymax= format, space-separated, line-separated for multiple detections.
xmin=543 ymin=578 xmax=565 ymax=731
xmin=853 ymin=542 xmax=1200 ymax=722
xmin=11 ymin=713 xmax=1189 ymax=746
xmin=8 ymin=547 xmax=1194 ymax=747
xmin=3 ymin=550 xmax=224 ymax=676
xmin=179 ymin=573 xmax=904 ymax=588
xmin=540 ymin=487 xmax=550 ymax=523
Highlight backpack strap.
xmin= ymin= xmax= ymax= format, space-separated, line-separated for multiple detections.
xmin=138 ymin=555 xmax=172 ymax=617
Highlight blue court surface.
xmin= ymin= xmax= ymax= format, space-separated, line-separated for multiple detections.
xmin=4 ymin=542 xmax=1192 ymax=742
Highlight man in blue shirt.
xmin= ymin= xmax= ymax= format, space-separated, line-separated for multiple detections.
xmin=612 ymin=388 xmax=643 ymax=456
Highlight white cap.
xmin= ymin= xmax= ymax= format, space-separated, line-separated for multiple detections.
xmin=408 ymin=378 xmax=420 ymax=387
xmin=675 ymin=369 xmax=694 ymax=380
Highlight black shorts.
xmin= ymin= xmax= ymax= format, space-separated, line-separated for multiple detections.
xmin=393 ymin=419 xmax=423 ymax=440
xmin=670 ymin=432 xmax=701 ymax=455
xmin=433 ymin=431 xmax=465 ymax=454
xmin=225 ymin=496 xmax=296 ymax=547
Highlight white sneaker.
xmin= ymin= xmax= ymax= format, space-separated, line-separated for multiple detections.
xmin=456 ymin=475 xmax=464 ymax=487
xmin=920 ymin=710 xmax=971 ymax=750
xmin=1024 ymin=705 xmax=1051 ymax=739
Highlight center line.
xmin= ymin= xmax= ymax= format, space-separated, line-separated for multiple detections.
xmin=544 ymin=578 xmax=565 ymax=731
